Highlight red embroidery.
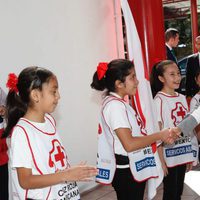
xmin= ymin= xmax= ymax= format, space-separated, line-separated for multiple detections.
xmin=98 ymin=124 xmax=102 ymax=134
xmin=54 ymin=146 xmax=65 ymax=167
xmin=177 ymin=107 xmax=186 ymax=119
xmin=171 ymin=102 xmax=187 ymax=126
xmin=49 ymin=139 xmax=67 ymax=169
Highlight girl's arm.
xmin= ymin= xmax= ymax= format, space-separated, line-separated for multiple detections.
xmin=17 ymin=165 xmax=98 ymax=189
xmin=156 ymin=121 xmax=168 ymax=176
xmin=115 ymin=128 xmax=176 ymax=152
xmin=157 ymin=145 xmax=168 ymax=176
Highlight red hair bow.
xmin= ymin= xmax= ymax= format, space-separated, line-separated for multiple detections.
xmin=6 ymin=73 xmax=18 ymax=93
xmin=97 ymin=62 xmax=108 ymax=80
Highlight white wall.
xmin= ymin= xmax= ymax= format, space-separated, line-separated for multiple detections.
xmin=0 ymin=0 xmax=124 ymax=193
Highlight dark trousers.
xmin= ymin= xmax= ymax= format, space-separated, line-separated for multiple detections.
xmin=0 ymin=163 xmax=9 ymax=200
xmin=112 ymin=168 xmax=146 ymax=200
xmin=163 ymin=164 xmax=186 ymax=200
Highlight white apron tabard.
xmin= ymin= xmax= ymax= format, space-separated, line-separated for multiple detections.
xmin=155 ymin=92 xmax=198 ymax=167
xmin=96 ymin=96 xmax=159 ymax=184
xmin=14 ymin=114 xmax=80 ymax=200
xmin=163 ymin=136 xmax=197 ymax=167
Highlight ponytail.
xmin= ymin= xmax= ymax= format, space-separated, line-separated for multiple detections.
xmin=3 ymin=91 xmax=27 ymax=138
xmin=90 ymin=72 xmax=106 ymax=91
xmin=150 ymin=64 xmax=162 ymax=98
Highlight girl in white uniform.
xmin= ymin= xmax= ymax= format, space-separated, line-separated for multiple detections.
xmin=190 ymin=68 xmax=200 ymax=112
xmin=90 ymin=59 xmax=180 ymax=200
xmin=190 ymin=68 xmax=200 ymax=162
xmin=150 ymin=60 xmax=198 ymax=200
xmin=3 ymin=67 xmax=98 ymax=200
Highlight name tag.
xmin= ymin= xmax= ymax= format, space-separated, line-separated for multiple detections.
xmin=135 ymin=157 xmax=156 ymax=172
xmin=165 ymin=145 xmax=192 ymax=157
xmin=96 ymin=168 xmax=110 ymax=180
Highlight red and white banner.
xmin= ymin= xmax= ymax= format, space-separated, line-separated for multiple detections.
xmin=120 ymin=0 xmax=163 ymax=199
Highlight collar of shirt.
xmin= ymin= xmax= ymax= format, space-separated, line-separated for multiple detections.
xmin=109 ymin=92 xmax=123 ymax=99
xmin=198 ymin=52 xmax=200 ymax=65
xmin=166 ymin=43 xmax=172 ymax=50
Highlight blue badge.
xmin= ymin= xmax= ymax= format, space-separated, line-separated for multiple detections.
xmin=165 ymin=145 xmax=192 ymax=157
xmin=135 ymin=157 xmax=156 ymax=172
xmin=96 ymin=168 xmax=110 ymax=180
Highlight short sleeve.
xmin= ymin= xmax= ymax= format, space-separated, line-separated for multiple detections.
xmin=190 ymin=97 xmax=198 ymax=112
xmin=191 ymin=105 xmax=200 ymax=124
xmin=181 ymin=94 xmax=189 ymax=111
xmin=10 ymin=126 xmax=32 ymax=169
xmin=154 ymin=97 xmax=162 ymax=123
xmin=103 ymin=100 xmax=131 ymax=131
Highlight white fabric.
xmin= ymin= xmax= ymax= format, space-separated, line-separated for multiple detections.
xmin=154 ymin=92 xmax=188 ymax=128
xmin=103 ymin=93 xmax=131 ymax=156
xmin=96 ymin=95 xmax=159 ymax=184
xmin=189 ymin=93 xmax=200 ymax=166
xmin=9 ymin=114 xmax=80 ymax=200
xmin=199 ymin=52 xmax=200 ymax=66
xmin=191 ymin=105 xmax=200 ymax=124
xmin=154 ymin=92 xmax=198 ymax=167
xmin=165 ymin=43 xmax=172 ymax=50
xmin=190 ymin=93 xmax=200 ymax=112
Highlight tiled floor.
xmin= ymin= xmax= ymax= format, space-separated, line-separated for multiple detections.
xmin=82 ymin=165 xmax=200 ymax=200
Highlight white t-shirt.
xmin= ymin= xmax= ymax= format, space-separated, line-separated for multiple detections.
xmin=154 ymin=92 xmax=188 ymax=128
xmin=103 ymin=93 xmax=131 ymax=156
xmin=9 ymin=114 xmax=80 ymax=200
xmin=190 ymin=93 xmax=200 ymax=112
xmin=154 ymin=92 xmax=198 ymax=167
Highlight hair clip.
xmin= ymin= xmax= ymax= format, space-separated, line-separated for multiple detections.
xmin=6 ymin=73 xmax=18 ymax=93
xmin=97 ymin=62 xmax=108 ymax=80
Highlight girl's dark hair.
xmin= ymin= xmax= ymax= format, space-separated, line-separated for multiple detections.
xmin=90 ymin=59 xmax=134 ymax=95
xmin=3 ymin=66 xmax=54 ymax=137
xmin=150 ymin=60 xmax=175 ymax=97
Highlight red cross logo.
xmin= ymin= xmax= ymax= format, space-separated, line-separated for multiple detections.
xmin=177 ymin=107 xmax=186 ymax=120
xmin=171 ymin=102 xmax=187 ymax=126
xmin=54 ymin=146 xmax=65 ymax=167
xmin=49 ymin=139 xmax=67 ymax=169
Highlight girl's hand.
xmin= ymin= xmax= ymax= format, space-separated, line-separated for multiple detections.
xmin=161 ymin=161 xmax=168 ymax=176
xmin=61 ymin=164 xmax=98 ymax=182
xmin=169 ymin=127 xmax=181 ymax=138
xmin=160 ymin=128 xmax=174 ymax=144
xmin=186 ymin=163 xmax=193 ymax=172
xmin=160 ymin=127 xmax=181 ymax=144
